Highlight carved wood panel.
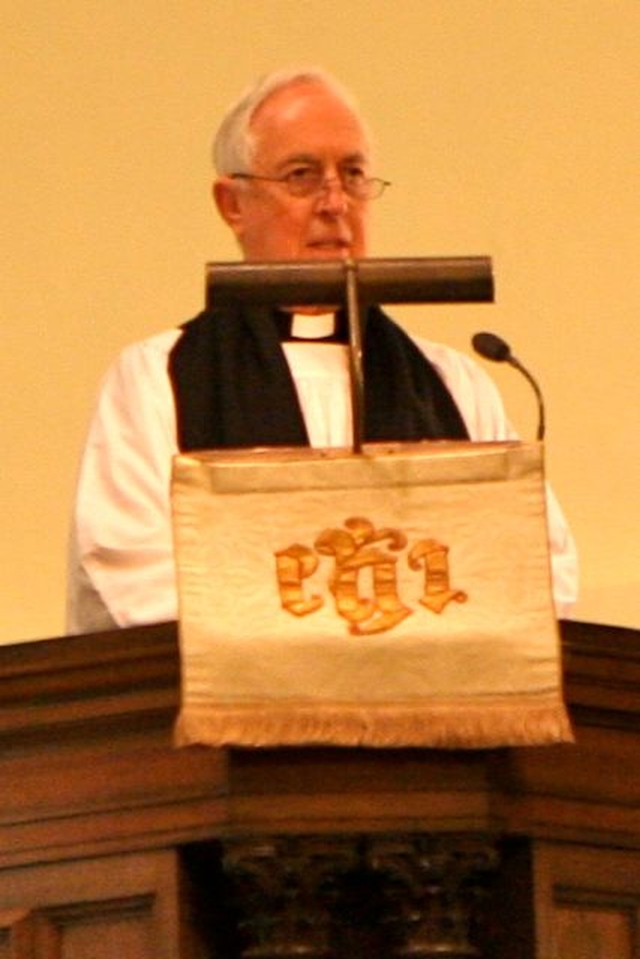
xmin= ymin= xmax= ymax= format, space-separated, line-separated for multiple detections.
xmin=554 ymin=902 xmax=636 ymax=959
xmin=0 ymin=898 xmax=153 ymax=958
xmin=185 ymin=833 xmax=502 ymax=958
xmin=0 ymin=850 xmax=184 ymax=959
xmin=534 ymin=842 xmax=640 ymax=959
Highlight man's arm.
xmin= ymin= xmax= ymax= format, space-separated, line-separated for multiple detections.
xmin=418 ymin=337 xmax=579 ymax=616
xmin=66 ymin=329 xmax=181 ymax=633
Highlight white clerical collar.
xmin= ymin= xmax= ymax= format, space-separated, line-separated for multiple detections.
xmin=290 ymin=313 xmax=336 ymax=340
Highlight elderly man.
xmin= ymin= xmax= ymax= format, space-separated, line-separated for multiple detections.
xmin=67 ymin=67 xmax=578 ymax=633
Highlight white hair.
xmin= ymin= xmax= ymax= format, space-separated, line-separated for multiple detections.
xmin=212 ymin=66 xmax=371 ymax=175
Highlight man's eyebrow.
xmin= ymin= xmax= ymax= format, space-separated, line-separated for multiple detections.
xmin=275 ymin=151 xmax=369 ymax=172
xmin=275 ymin=153 xmax=322 ymax=172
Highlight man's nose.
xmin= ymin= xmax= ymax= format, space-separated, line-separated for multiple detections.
xmin=315 ymin=177 xmax=349 ymax=214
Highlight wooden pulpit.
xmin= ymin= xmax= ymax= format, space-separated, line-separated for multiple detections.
xmin=0 ymin=619 xmax=638 ymax=958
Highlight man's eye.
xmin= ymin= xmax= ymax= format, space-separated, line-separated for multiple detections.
xmin=286 ymin=167 xmax=317 ymax=183
xmin=343 ymin=167 xmax=366 ymax=183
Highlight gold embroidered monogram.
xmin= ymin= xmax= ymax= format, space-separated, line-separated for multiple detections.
xmin=275 ymin=516 xmax=467 ymax=635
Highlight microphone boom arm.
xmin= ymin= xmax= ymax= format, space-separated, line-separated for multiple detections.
xmin=508 ymin=355 xmax=546 ymax=442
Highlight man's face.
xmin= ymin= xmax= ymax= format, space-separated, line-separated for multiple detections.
xmin=215 ymin=81 xmax=371 ymax=262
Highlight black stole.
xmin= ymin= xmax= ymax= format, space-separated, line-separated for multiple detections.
xmin=168 ymin=305 xmax=469 ymax=452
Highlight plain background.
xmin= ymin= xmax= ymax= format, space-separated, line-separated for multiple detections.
xmin=2 ymin=0 xmax=638 ymax=643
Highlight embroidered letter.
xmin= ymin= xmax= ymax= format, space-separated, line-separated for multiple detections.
xmin=315 ymin=517 xmax=412 ymax=635
xmin=274 ymin=544 xmax=323 ymax=616
xmin=408 ymin=539 xmax=468 ymax=613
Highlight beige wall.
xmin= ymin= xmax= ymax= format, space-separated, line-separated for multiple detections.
xmin=2 ymin=0 xmax=638 ymax=642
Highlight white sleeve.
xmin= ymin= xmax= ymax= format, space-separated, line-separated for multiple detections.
xmin=417 ymin=337 xmax=579 ymax=616
xmin=66 ymin=330 xmax=181 ymax=633
xmin=417 ymin=338 xmax=519 ymax=442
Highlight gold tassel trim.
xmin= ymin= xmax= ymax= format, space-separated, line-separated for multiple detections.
xmin=174 ymin=697 xmax=573 ymax=750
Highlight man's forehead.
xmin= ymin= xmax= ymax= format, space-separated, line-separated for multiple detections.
xmin=250 ymin=82 xmax=368 ymax=141
xmin=251 ymin=117 xmax=370 ymax=175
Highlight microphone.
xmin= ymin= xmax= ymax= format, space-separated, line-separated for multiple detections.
xmin=472 ymin=331 xmax=546 ymax=441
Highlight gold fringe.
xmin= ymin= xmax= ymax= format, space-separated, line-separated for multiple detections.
xmin=174 ymin=697 xmax=573 ymax=750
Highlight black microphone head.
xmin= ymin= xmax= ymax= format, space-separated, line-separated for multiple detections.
xmin=472 ymin=331 xmax=512 ymax=363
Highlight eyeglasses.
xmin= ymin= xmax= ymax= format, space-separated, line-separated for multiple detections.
xmin=230 ymin=168 xmax=391 ymax=201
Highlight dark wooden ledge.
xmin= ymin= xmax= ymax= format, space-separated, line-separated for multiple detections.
xmin=0 ymin=619 xmax=637 ymax=742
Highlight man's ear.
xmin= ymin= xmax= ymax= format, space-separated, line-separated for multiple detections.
xmin=213 ymin=177 xmax=244 ymax=238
